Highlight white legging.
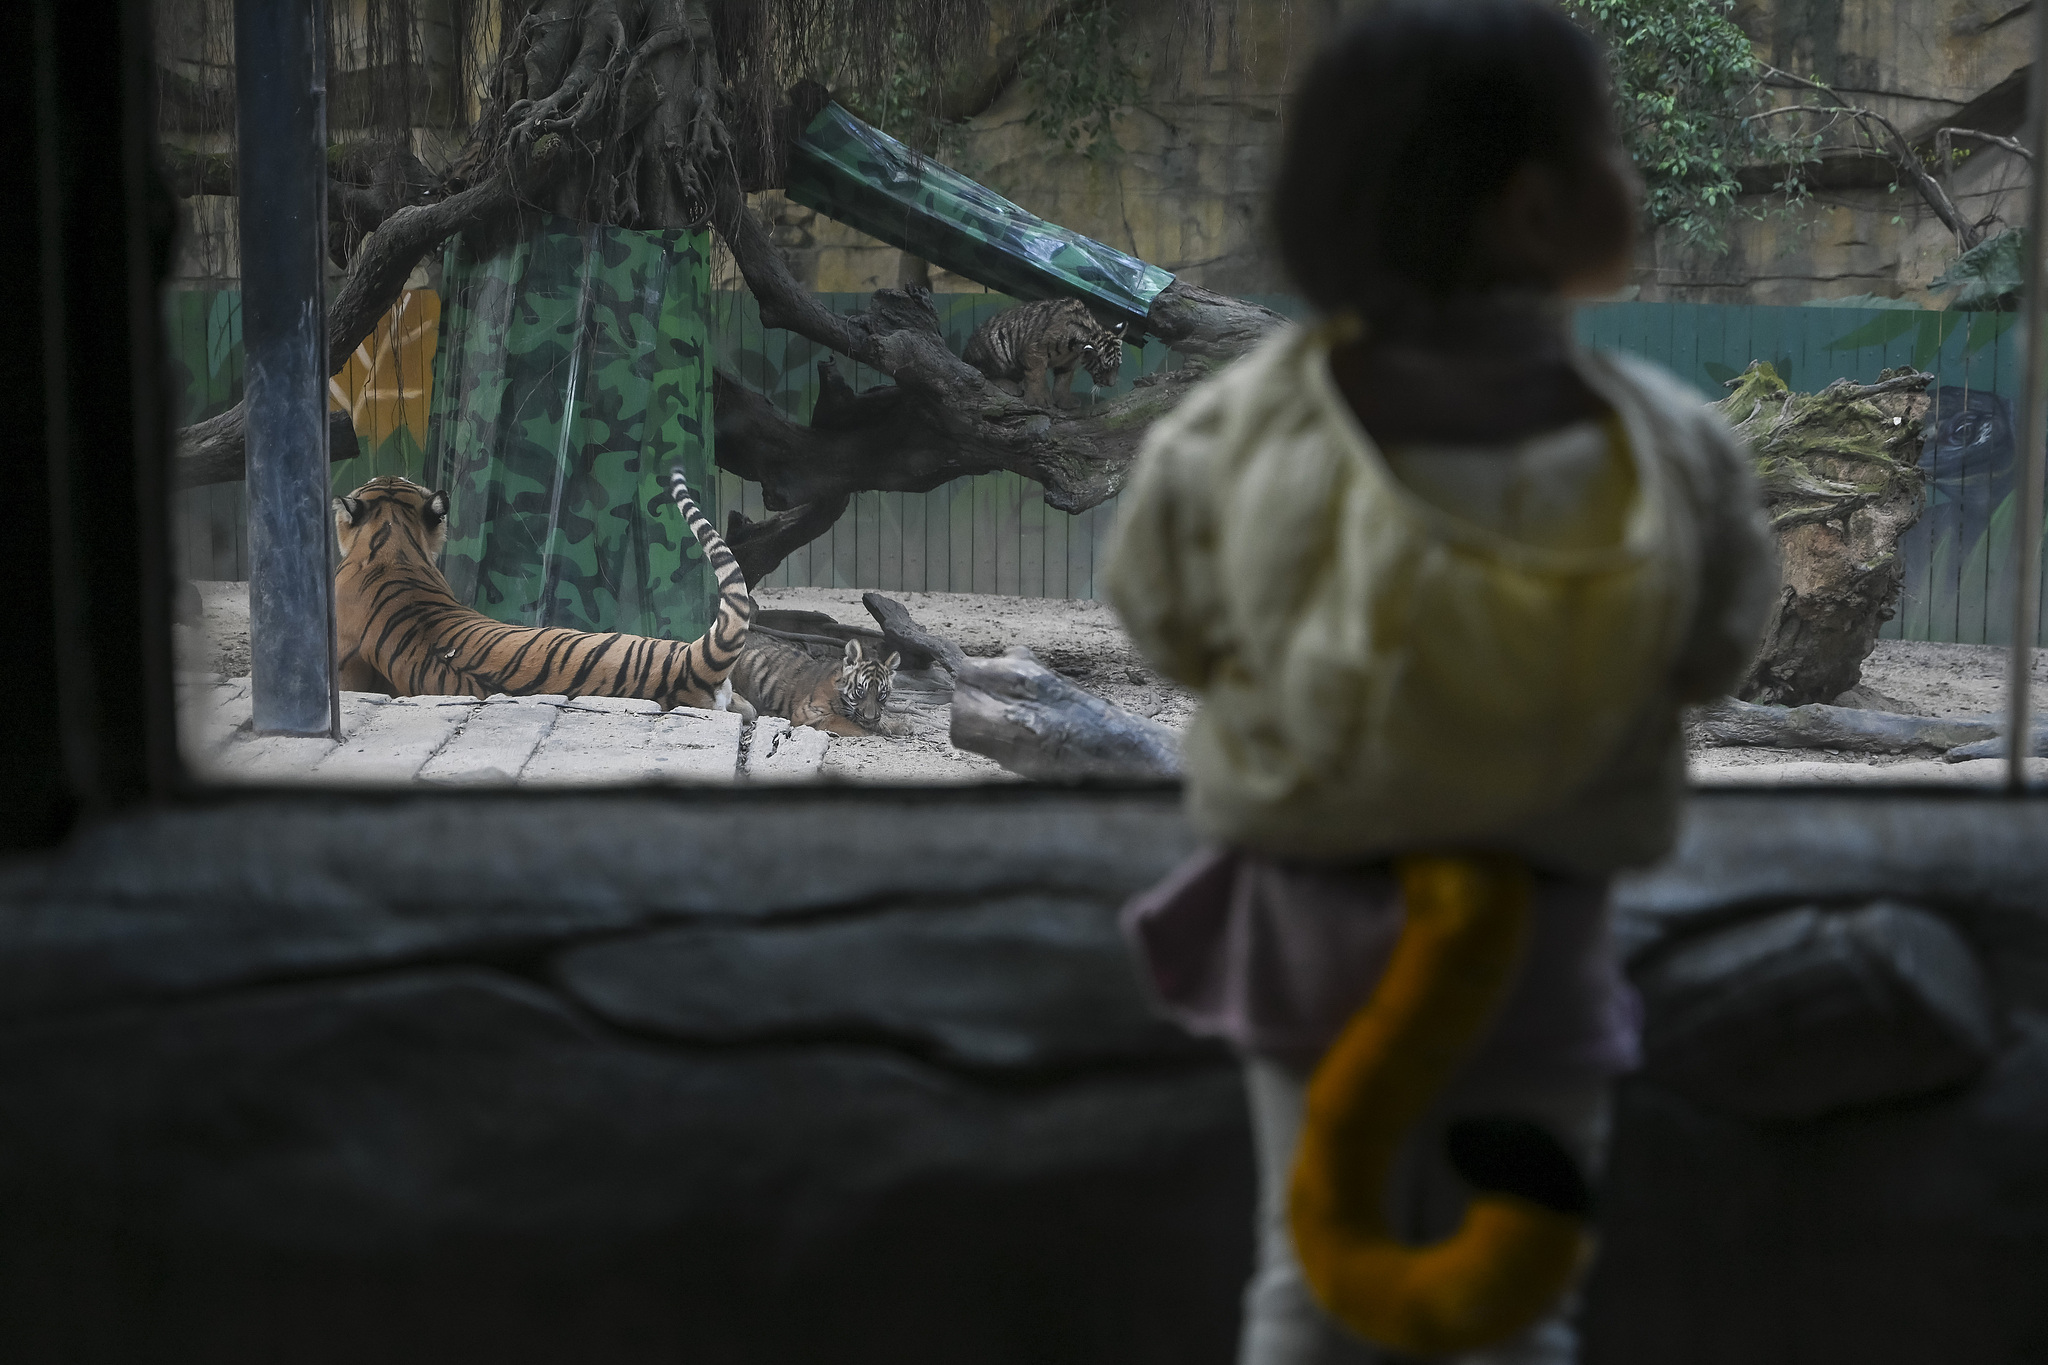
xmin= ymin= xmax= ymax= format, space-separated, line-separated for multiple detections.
xmin=1237 ymin=1057 xmax=1610 ymax=1365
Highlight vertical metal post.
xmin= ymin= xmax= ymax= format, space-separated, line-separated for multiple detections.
xmin=2008 ymin=10 xmax=2048 ymax=791
xmin=235 ymin=0 xmax=337 ymax=737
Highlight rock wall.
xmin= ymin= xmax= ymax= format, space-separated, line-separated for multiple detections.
xmin=2 ymin=788 xmax=2046 ymax=1361
xmin=754 ymin=0 xmax=1320 ymax=297
xmin=768 ymin=0 xmax=2033 ymax=307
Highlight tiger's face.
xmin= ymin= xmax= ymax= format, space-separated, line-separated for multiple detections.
xmin=1080 ymin=321 xmax=1126 ymax=388
xmin=333 ymin=476 xmax=451 ymax=562
xmin=837 ymin=638 xmax=901 ymax=727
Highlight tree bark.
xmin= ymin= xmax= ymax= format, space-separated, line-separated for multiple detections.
xmin=708 ymin=279 xmax=1272 ymax=515
xmin=861 ymin=592 xmax=967 ymax=675
xmin=1689 ymin=697 xmax=1998 ymax=755
xmin=723 ymin=495 xmax=850 ymax=587
xmin=949 ymin=647 xmax=1182 ymax=780
xmin=1720 ymin=364 xmax=1932 ymax=705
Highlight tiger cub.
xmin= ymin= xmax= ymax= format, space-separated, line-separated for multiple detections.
xmin=963 ymin=297 xmax=1127 ymax=408
xmin=733 ymin=633 xmax=901 ymax=736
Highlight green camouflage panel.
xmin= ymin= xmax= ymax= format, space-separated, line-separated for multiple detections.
xmin=423 ymin=215 xmax=716 ymax=639
xmin=784 ymin=103 xmax=1175 ymax=328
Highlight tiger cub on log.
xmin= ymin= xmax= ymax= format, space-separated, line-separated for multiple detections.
xmin=734 ymin=633 xmax=901 ymax=736
xmin=331 ymin=468 xmax=753 ymax=710
xmin=964 ymin=297 xmax=1127 ymax=408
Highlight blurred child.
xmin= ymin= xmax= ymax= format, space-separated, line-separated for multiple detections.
xmin=1105 ymin=4 xmax=1776 ymax=1362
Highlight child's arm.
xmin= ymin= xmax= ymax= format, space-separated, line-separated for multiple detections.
xmin=1102 ymin=428 xmax=1223 ymax=692
xmin=1667 ymin=408 xmax=1779 ymax=703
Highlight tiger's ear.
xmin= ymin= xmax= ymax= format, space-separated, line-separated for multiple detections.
xmin=424 ymin=490 xmax=450 ymax=529
xmin=885 ymin=652 xmax=900 ymax=670
xmin=1111 ymin=321 xmax=1128 ymax=339
xmin=332 ymin=495 xmax=363 ymax=526
xmin=843 ymin=638 xmax=862 ymax=664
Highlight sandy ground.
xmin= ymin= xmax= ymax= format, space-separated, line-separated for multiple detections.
xmin=175 ymin=581 xmax=253 ymax=680
xmin=183 ymin=579 xmax=2048 ymax=787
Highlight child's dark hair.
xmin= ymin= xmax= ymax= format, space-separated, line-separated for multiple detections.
xmin=1274 ymin=0 xmax=1619 ymax=319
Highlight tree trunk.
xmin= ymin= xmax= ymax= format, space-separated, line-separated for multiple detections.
xmin=949 ymin=648 xmax=1182 ymax=781
xmin=1718 ymin=364 xmax=1932 ymax=706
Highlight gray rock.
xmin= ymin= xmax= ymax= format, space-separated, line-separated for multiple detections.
xmin=554 ymin=896 xmax=1212 ymax=1070
xmin=1613 ymin=794 xmax=2048 ymax=1015
xmin=1635 ymin=900 xmax=1997 ymax=1120
xmin=0 ymin=967 xmax=1251 ymax=1364
xmin=0 ymin=794 xmax=1197 ymax=1022
xmin=1585 ymin=1014 xmax=2048 ymax=1365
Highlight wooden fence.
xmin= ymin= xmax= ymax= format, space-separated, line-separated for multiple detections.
xmin=167 ymin=292 xmax=2040 ymax=643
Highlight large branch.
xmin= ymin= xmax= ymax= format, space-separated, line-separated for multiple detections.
xmin=950 ymin=648 xmax=1182 ymax=781
xmin=1759 ymin=67 xmax=1989 ymax=249
xmin=173 ymin=140 xmax=572 ymax=489
xmin=862 ymin=592 xmax=966 ymax=675
xmin=723 ymin=495 xmax=849 ymax=586
xmin=1689 ymin=697 xmax=1998 ymax=755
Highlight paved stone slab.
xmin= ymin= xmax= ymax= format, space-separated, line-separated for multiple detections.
xmin=200 ymin=692 xmax=385 ymax=784
xmin=519 ymin=699 xmax=736 ymax=786
xmin=649 ymin=707 xmax=744 ymax=782
xmin=743 ymin=720 xmax=830 ymax=780
xmin=418 ymin=697 xmax=565 ymax=786
xmin=209 ymin=734 xmax=342 ymax=783
xmin=313 ymin=697 xmax=478 ymax=785
xmin=561 ymin=695 xmax=662 ymax=715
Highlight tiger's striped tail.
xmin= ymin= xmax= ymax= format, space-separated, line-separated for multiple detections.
xmin=669 ymin=466 xmax=756 ymax=689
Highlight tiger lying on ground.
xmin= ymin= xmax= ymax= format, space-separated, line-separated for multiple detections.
xmin=332 ymin=468 xmax=754 ymax=709
xmin=963 ymin=297 xmax=1127 ymax=408
xmin=732 ymin=632 xmax=902 ymax=736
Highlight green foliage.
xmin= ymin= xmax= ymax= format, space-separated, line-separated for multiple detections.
xmin=1565 ymin=0 xmax=1816 ymax=252
xmin=1931 ymin=229 xmax=2026 ymax=311
xmin=869 ymin=27 xmax=949 ymax=153
xmin=1017 ymin=2 xmax=1139 ymax=158
xmin=841 ymin=2 xmax=1137 ymax=163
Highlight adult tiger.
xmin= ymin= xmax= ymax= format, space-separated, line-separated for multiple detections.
xmin=332 ymin=468 xmax=754 ymax=709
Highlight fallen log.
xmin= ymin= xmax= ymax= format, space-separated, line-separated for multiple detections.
xmin=950 ymin=647 xmax=1181 ymax=781
xmin=1690 ymin=697 xmax=1999 ymax=754
xmin=1715 ymin=364 xmax=1932 ymax=705
xmin=863 ymin=592 xmax=967 ymax=675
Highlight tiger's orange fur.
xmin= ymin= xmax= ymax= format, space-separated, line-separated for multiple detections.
xmin=332 ymin=470 xmax=753 ymax=709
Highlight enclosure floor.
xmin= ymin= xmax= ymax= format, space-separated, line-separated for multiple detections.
xmin=178 ymin=583 xmax=2048 ymax=789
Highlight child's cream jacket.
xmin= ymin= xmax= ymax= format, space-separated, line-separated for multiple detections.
xmin=1104 ymin=323 xmax=1776 ymax=875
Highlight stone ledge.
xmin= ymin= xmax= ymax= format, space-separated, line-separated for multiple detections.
xmin=178 ymin=681 xmax=747 ymax=788
xmin=553 ymin=895 xmax=1215 ymax=1072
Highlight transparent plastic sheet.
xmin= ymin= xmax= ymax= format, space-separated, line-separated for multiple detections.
xmin=785 ymin=103 xmax=1175 ymax=327
xmin=423 ymin=214 xmax=718 ymax=638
